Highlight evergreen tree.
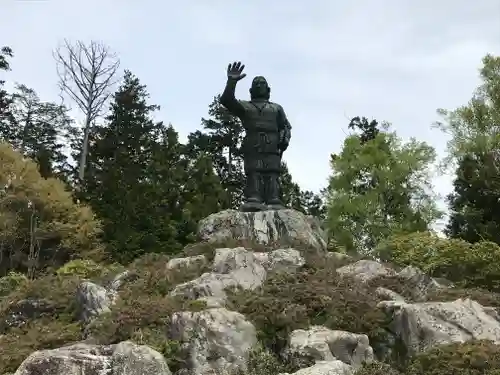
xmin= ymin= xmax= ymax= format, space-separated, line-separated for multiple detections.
xmin=2 ymin=84 xmax=72 ymax=178
xmin=437 ymin=54 xmax=500 ymax=243
xmin=84 ymin=70 xmax=179 ymax=262
xmin=446 ymin=152 xmax=500 ymax=244
xmin=0 ymin=47 xmax=14 ymax=138
xmin=176 ymin=151 xmax=229 ymax=242
xmin=189 ymin=95 xmax=245 ymax=208
xmin=326 ymin=118 xmax=441 ymax=253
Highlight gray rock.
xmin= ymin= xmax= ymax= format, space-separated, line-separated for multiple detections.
xmin=336 ymin=260 xmax=396 ymax=282
xmin=383 ymin=298 xmax=500 ymax=356
xmin=166 ymin=255 xmax=207 ymax=271
xmin=198 ymin=209 xmax=327 ymax=252
xmin=170 ymin=247 xmax=305 ymax=306
xmin=279 ymin=360 xmax=354 ymax=375
xmin=14 ymin=340 xmax=170 ymax=375
xmin=375 ymin=287 xmax=405 ymax=302
xmin=397 ymin=266 xmax=444 ymax=301
xmin=284 ymin=326 xmax=373 ymax=369
xmin=76 ymin=281 xmax=115 ymax=323
xmin=169 ymin=307 xmax=257 ymax=375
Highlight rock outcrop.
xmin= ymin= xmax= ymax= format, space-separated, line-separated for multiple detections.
xmin=14 ymin=341 xmax=171 ymax=375
xmin=6 ymin=208 xmax=500 ymax=375
xmin=170 ymin=246 xmax=305 ymax=307
xmin=284 ymin=326 xmax=374 ymax=368
xmin=198 ymin=209 xmax=327 ymax=252
xmin=380 ymin=298 xmax=500 ymax=356
xmin=170 ymin=308 xmax=257 ymax=375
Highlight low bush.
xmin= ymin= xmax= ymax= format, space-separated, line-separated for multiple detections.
xmin=0 ymin=319 xmax=82 ymax=373
xmin=355 ymin=362 xmax=402 ymax=375
xmin=228 ymin=264 xmax=390 ymax=355
xmin=404 ymin=340 xmax=500 ymax=375
xmin=0 ymin=271 xmax=28 ymax=297
xmin=375 ymin=232 xmax=500 ymax=292
xmin=87 ymin=252 xmax=209 ymax=350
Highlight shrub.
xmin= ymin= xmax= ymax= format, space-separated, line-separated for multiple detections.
xmin=228 ymin=265 xmax=390 ymax=355
xmin=355 ymin=362 xmax=401 ymax=375
xmin=56 ymin=259 xmax=123 ymax=282
xmin=87 ymin=252 xmax=208 ymax=347
xmin=0 ymin=142 xmax=104 ymax=277
xmin=0 ymin=319 xmax=82 ymax=374
xmin=0 ymin=274 xmax=81 ymax=326
xmin=0 ymin=271 xmax=28 ymax=297
xmin=375 ymin=232 xmax=500 ymax=291
xmin=425 ymin=287 xmax=500 ymax=309
xmin=405 ymin=340 xmax=500 ymax=375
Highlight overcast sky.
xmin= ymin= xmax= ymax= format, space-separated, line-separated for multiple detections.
xmin=3 ymin=0 xmax=500 ymax=230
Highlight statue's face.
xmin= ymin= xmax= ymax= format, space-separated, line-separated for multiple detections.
xmin=251 ymin=77 xmax=269 ymax=98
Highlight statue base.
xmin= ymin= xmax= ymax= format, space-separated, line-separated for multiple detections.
xmin=240 ymin=201 xmax=266 ymax=212
xmin=197 ymin=208 xmax=328 ymax=253
xmin=240 ymin=201 xmax=286 ymax=212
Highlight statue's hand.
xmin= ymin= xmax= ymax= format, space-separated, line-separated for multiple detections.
xmin=279 ymin=130 xmax=290 ymax=152
xmin=227 ymin=61 xmax=247 ymax=81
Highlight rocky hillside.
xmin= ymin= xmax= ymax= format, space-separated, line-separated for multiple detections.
xmin=2 ymin=209 xmax=500 ymax=375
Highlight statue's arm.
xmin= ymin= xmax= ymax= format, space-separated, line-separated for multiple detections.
xmin=278 ymin=105 xmax=292 ymax=151
xmin=220 ymin=79 xmax=246 ymax=118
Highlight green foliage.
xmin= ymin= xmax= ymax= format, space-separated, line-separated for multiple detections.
xmin=186 ymin=95 xmax=245 ymax=208
xmin=0 ymin=271 xmax=27 ymax=297
xmin=228 ymin=262 xmax=390 ymax=355
xmin=355 ymin=362 xmax=402 ymax=375
xmin=435 ymin=54 xmax=500 ymax=168
xmin=0 ymin=320 xmax=82 ymax=374
xmin=1 ymin=84 xmax=73 ymax=179
xmin=0 ymin=142 xmax=104 ymax=276
xmin=376 ymin=231 xmax=500 ymax=291
xmin=86 ymin=252 xmax=209 ymax=345
xmin=446 ymin=152 xmax=500 ymax=245
xmin=436 ymin=55 xmax=500 ymax=247
xmin=280 ymin=161 xmax=326 ymax=218
xmin=55 ymin=259 xmax=123 ymax=280
xmin=325 ymin=119 xmax=442 ymax=254
xmin=405 ymin=340 xmax=500 ymax=375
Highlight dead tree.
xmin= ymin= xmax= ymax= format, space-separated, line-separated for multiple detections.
xmin=53 ymin=40 xmax=119 ymax=183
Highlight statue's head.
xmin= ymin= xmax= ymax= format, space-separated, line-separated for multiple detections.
xmin=249 ymin=76 xmax=270 ymax=100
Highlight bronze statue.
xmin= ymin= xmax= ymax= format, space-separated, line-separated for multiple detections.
xmin=220 ymin=61 xmax=291 ymax=212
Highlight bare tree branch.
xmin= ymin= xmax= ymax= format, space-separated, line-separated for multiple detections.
xmin=53 ymin=39 xmax=120 ymax=184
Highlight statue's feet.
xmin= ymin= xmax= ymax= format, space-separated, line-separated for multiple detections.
xmin=240 ymin=198 xmax=266 ymax=212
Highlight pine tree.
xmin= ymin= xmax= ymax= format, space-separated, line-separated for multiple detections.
xmin=84 ymin=70 xmax=180 ymax=262
xmin=0 ymin=47 xmax=13 ymax=119
xmin=2 ymin=84 xmax=72 ymax=178
xmin=189 ymin=95 xmax=245 ymax=208
xmin=446 ymin=152 xmax=500 ymax=244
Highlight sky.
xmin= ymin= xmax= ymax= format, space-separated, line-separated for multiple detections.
xmin=2 ymin=0 xmax=500 ymax=231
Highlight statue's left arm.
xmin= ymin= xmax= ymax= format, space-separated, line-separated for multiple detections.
xmin=277 ymin=105 xmax=292 ymax=153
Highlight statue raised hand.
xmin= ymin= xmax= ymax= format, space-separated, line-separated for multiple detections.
xmin=227 ymin=61 xmax=247 ymax=81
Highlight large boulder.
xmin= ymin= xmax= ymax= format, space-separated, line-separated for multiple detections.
xmin=380 ymin=298 xmax=500 ymax=356
xmin=169 ymin=307 xmax=257 ymax=375
xmin=170 ymin=247 xmax=304 ymax=307
xmin=284 ymin=326 xmax=374 ymax=368
xmin=198 ymin=209 xmax=327 ymax=252
xmin=14 ymin=340 xmax=171 ymax=375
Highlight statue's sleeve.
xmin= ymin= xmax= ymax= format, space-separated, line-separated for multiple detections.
xmin=278 ymin=105 xmax=292 ymax=143
xmin=220 ymin=79 xmax=246 ymax=118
